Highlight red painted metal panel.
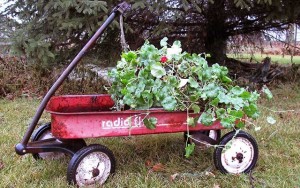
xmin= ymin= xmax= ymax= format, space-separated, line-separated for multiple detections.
xmin=46 ymin=95 xmax=115 ymax=113
xmin=46 ymin=95 xmax=224 ymax=139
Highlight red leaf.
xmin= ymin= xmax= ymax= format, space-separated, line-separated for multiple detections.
xmin=0 ymin=161 xmax=4 ymax=170
xmin=145 ymin=160 xmax=152 ymax=167
xmin=152 ymin=163 xmax=165 ymax=172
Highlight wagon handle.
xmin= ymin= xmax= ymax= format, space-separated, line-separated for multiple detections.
xmin=15 ymin=2 xmax=131 ymax=155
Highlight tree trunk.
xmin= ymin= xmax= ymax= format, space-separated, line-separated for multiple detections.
xmin=205 ymin=0 xmax=228 ymax=65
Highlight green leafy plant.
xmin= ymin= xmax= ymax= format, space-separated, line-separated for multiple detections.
xmin=109 ymin=38 xmax=260 ymax=126
xmin=108 ymin=38 xmax=262 ymax=156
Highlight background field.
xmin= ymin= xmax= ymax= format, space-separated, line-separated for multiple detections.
xmin=228 ymin=54 xmax=300 ymax=64
xmin=0 ymin=83 xmax=300 ymax=187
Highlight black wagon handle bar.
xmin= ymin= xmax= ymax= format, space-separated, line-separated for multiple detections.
xmin=15 ymin=2 xmax=131 ymax=155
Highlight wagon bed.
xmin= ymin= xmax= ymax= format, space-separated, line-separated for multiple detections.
xmin=46 ymin=95 xmax=224 ymax=139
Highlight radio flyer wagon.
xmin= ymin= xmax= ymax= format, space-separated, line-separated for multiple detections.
xmin=15 ymin=2 xmax=258 ymax=187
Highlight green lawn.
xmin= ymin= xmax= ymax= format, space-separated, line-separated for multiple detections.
xmin=0 ymin=84 xmax=300 ymax=187
xmin=228 ymin=53 xmax=300 ymax=64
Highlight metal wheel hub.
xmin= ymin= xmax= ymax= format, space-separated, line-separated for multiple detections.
xmin=234 ymin=152 xmax=244 ymax=163
xmin=92 ymin=168 xmax=100 ymax=177
xmin=76 ymin=152 xmax=111 ymax=186
xmin=221 ymin=137 xmax=254 ymax=174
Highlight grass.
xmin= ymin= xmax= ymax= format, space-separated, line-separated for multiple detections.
xmin=228 ymin=53 xmax=300 ymax=64
xmin=0 ymin=84 xmax=300 ymax=187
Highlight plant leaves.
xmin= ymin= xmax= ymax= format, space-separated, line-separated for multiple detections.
xmin=230 ymin=110 xmax=244 ymax=119
xmin=262 ymin=85 xmax=273 ymax=99
xmin=244 ymin=103 xmax=260 ymax=119
xmin=217 ymin=92 xmax=230 ymax=104
xmin=122 ymin=51 xmax=137 ymax=62
xmin=152 ymin=79 xmax=162 ymax=94
xmin=185 ymin=143 xmax=195 ymax=158
xmin=231 ymin=97 xmax=244 ymax=110
xmin=168 ymin=76 xmax=178 ymax=87
xmin=151 ymin=62 xmax=166 ymax=78
xmin=216 ymin=108 xmax=226 ymax=119
xmin=173 ymin=40 xmax=181 ymax=48
xmin=221 ymin=75 xmax=232 ymax=83
xmin=191 ymin=104 xmax=200 ymax=113
xmin=160 ymin=37 xmax=168 ymax=47
xmin=210 ymin=98 xmax=219 ymax=106
xmin=236 ymin=121 xmax=245 ymax=128
xmin=220 ymin=117 xmax=235 ymax=128
xmin=109 ymin=38 xmax=263 ymax=133
xmin=240 ymin=91 xmax=251 ymax=99
xmin=123 ymin=93 xmax=136 ymax=107
xmin=188 ymin=77 xmax=199 ymax=88
xmin=143 ymin=117 xmax=157 ymax=130
xmin=187 ymin=117 xmax=196 ymax=126
xmin=135 ymin=81 xmax=145 ymax=98
xmin=167 ymin=42 xmax=182 ymax=59
xmin=199 ymin=112 xmax=214 ymax=126
xmin=162 ymin=96 xmax=177 ymax=111
xmin=189 ymin=92 xmax=201 ymax=102
xmin=230 ymin=86 xmax=245 ymax=96
xmin=249 ymin=91 xmax=260 ymax=102
xmin=203 ymin=83 xmax=220 ymax=98
xmin=120 ymin=70 xmax=135 ymax=84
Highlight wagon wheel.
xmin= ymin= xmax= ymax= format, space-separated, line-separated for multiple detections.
xmin=31 ymin=123 xmax=87 ymax=160
xmin=67 ymin=144 xmax=116 ymax=187
xmin=213 ymin=130 xmax=258 ymax=174
xmin=184 ymin=130 xmax=221 ymax=148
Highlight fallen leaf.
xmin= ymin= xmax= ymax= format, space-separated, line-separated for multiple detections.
xmin=205 ymin=171 xmax=215 ymax=177
xmin=145 ymin=160 xmax=152 ymax=167
xmin=6 ymin=94 xmax=14 ymax=100
xmin=0 ymin=161 xmax=4 ymax=170
xmin=170 ymin=173 xmax=178 ymax=181
xmin=254 ymin=126 xmax=261 ymax=131
xmin=213 ymin=184 xmax=220 ymax=188
xmin=267 ymin=116 xmax=276 ymax=125
xmin=152 ymin=163 xmax=165 ymax=172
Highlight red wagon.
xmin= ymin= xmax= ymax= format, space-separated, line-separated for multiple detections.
xmin=15 ymin=2 xmax=258 ymax=187
xmin=46 ymin=94 xmax=224 ymax=139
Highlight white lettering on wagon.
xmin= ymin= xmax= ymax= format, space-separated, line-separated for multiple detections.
xmin=101 ymin=116 xmax=142 ymax=129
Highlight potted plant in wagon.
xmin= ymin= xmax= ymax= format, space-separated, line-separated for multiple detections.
xmin=108 ymin=37 xmax=266 ymax=167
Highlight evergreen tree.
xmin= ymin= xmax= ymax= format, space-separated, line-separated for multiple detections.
xmin=1 ymin=0 xmax=119 ymax=69
xmin=1 ymin=0 xmax=300 ymax=68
